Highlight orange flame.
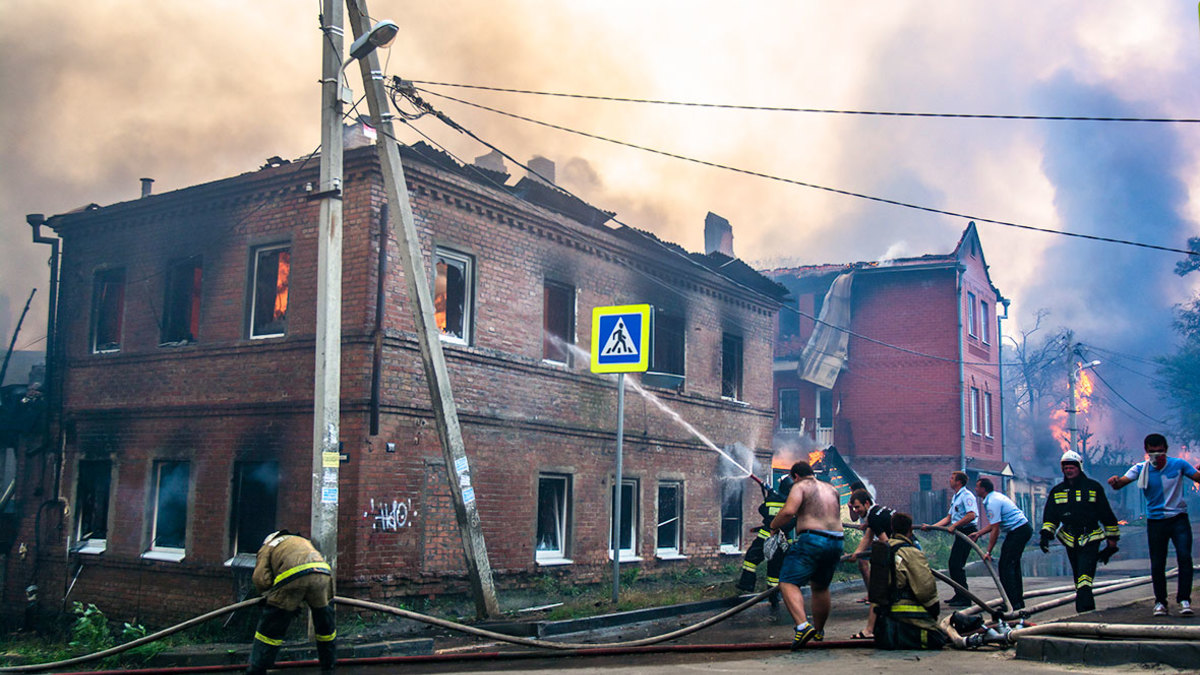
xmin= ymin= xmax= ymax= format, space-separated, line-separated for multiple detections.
xmin=1118 ymin=520 xmax=1129 ymax=525
xmin=808 ymin=449 xmax=826 ymax=467
xmin=1049 ymin=367 xmax=1097 ymax=453
xmin=274 ymin=251 xmax=290 ymax=320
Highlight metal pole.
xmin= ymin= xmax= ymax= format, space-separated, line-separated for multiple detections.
xmin=311 ymin=0 xmax=344 ymax=577
xmin=345 ymin=0 xmax=500 ymax=617
xmin=612 ymin=372 xmax=625 ymax=604
xmin=1067 ymin=363 xmax=1078 ymax=456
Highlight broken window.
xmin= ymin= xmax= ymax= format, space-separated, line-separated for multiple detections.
xmin=91 ymin=268 xmax=126 ymax=353
xmin=542 ymin=280 xmax=574 ymax=364
xmin=434 ymin=248 xmax=473 ymax=344
xmin=778 ymin=389 xmax=800 ymax=429
xmin=816 ymin=388 xmax=834 ymax=429
xmin=719 ymin=478 xmax=743 ymax=551
xmin=229 ymin=462 xmax=278 ymax=556
xmin=609 ymin=478 xmax=638 ymax=560
xmin=656 ymin=481 xmax=683 ymax=556
xmin=652 ymin=311 xmax=685 ymax=377
xmin=721 ymin=333 xmax=743 ymax=400
xmin=161 ymin=256 xmax=202 ymax=344
xmin=535 ymin=474 xmax=571 ymax=563
xmin=967 ymin=291 xmax=978 ymax=338
xmin=74 ymin=459 xmax=112 ymax=554
xmin=147 ymin=460 xmax=189 ymax=559
xmin=250 ymin=244 xmax=290 ymax=338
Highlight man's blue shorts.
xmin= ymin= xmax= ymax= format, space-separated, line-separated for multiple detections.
xmin=778 ymin=530 xmax=844 ymax=589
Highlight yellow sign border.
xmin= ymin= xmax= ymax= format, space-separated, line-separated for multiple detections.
xmin=591 ymin=304 xmax=652 ymax=373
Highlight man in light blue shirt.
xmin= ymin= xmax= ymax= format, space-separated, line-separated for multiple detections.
xmin=1109 ymin=433 xmax=1200 ymax=617
xmin=970 ymin=477 xmax=1031 ymax=611
xmin=922 ymin=471 xmax=978 ymax=607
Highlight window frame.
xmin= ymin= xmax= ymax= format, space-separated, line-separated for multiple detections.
xmin=778 ymin=388 xmax=801 ymax=430
xmin=816 ymin=388 xmax=834 ymax=430
xmin=73 ymin=459 xmax=113 ymax=555
xmin=608 ymin=477 xmax=640 ymax=562
xmin=433 ymin=247 xmax=475 ymax=346
xmin=144 ymin=460 xmax=190 ymax=562
xmin=542 ymin=280 xmax=575 ymax=365
xmin=91 ymin=268 xmax=126 ymax=354
xmin=720 ymin=333 xmax=744 ymax=401
xmin=651 ymin=311 xmax=686 ymax=378
xmin=983 ymin=391 xmax=994 ymax=438
xmin=161 ymin=256 xmax=203 ymax=345
xmin=979 ymin=300 xmax=990 ymax=344
xmin=656 ymin=480 xmax=684 ymax=558
xmin=719 ymin=478 xmax=743 ymax=553
xmin=249 ymin=243 xmax=291 ymax=339
xmin=535 ymin=473 xmax=573 ymax=565
xmin=228 ymin=461 xmax=279 ymax=560
xmin=966 ymin=291 xmax=978 ymax=338
xmin=969 ymin=387 xmax=981 ymax=436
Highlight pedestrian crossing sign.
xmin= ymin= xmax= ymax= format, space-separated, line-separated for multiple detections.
xmin=591 ymin=304 xmax=652 ymax=373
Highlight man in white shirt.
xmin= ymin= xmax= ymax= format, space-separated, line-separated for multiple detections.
xmin=969 ymin=477 xmax=1031 ymax=611
xmin=922 ymin=471 xmax=978 ymax=607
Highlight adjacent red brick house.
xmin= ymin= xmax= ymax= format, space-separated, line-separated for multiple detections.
xmin=4 ymin=133 xmax=785 ymax=623
xmin=763 ymin=223 xmax=1007 ymax=520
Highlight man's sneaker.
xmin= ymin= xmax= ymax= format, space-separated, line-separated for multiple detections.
xmin=1153 ymin=602 xmax=1168 ymax=617
xmin=1180 ymin=600 xmax=1194 ymax=616
xmin=791 ymin=623 xmax=820 ymax=650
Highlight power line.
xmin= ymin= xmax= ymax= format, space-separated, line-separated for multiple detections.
xmin=1090 ymin=369 xmax=1167 ymax=424
xmin=411 ymin=81 xmax=1200 ymax=125
xmin=413 ymin=86 xmax=1200 ymax=259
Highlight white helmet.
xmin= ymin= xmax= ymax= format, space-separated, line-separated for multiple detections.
xmin=1060 ymin=450 xmax=1083 ymax=465
xmin=262 ymin=530 xmax=284 ymax=546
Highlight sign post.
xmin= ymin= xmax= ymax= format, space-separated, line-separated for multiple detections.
xmin=591 ymin=304 xmax=651 ymax=604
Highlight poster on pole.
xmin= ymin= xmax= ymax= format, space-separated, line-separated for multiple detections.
xmin=591 ymin=304 xmax=651 ymax=373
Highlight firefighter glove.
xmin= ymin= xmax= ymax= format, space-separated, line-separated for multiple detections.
xmin=1098 ymin=544 xmax=1119 ymax=565
xmin=1038 ymin=533 xmax=1051 ymax=553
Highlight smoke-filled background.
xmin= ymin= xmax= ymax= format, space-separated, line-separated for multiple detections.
xmin=2 ymin=2 xmax=1199 ymax=463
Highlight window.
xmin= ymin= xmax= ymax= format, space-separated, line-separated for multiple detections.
xmin=434 ymin=248 xmax=473 ymax=344
xmin=979 ymin=301 xmax=990 ymax=344
xmin=162 ymin=257 xmax=202 ymax=344
xmin=250 ymin=244 xmax=290 ymax=338
xmin=816 ymin=388 xmax=834 ymax=429
xmin=91 ymin=268 xmax=126 ymax=353
xmin=778 ymin=389 xmax=800 ymax=429
xmin=812 ymin=292 xmax=825 ymax=322
xmin=536 ymin=474 xmax=572 ymax=564
xmin=983 ymin=392 xmax=994 ymax=437
xmin=656 ymin=481 xmax=683 ymax=557
xmin=146 ymin=461 xmax=189 ymax=561
xmin=542 ymin=281 xmax=574 ymax=364
xmin=778 ymin=301 xmax=799 ymax=338
xmin=609 ymin=478 xmax=638 ymax=560
xmin=966 ymin=291 xmax=978 ymax=338
xmin=969 ymin=388 xmax=981 ymax=435
xmin=720 ymin=333 xmax=743 ymax=400
xmin=719 ymin=478 xmax=743 ymax=552
xmin=74 ymin=460 xmax=112 ymax=554
xmin=229 ymin=462 xmax=278 ymax=557
xmin=919 ymin=473 xmax=933 ymax=491
xmin=652 ymin=312 xmax=685 ymax=377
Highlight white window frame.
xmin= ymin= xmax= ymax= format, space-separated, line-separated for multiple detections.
xmin=969 ymin=388 xmax=981 ymax=436
xmin=719 ymin=478 xmax=743 ymax=554
xmin=656 ymin=481 xmax=685 ymax=559
xmin=434 ymin=247 xmax=474 ymax=346
xmin=249 ymin=243 xmax=290 ymax=339
xmin=91 ymin=268 xmax=126 ymax=354
xmin=979 ymin=300 xmax=990 ymax=344
xmin=73 ymin=459 xmax=112 ymax=555
xmin=536 ymin=473 xmax=572 ymax=565
xmin=609 ymin=478 xmax=641 ymax=562
xmin=816 ymin=388 xmax=834 ymax=430
xmin=983 ymin=391 xmax=994 ymax=438
xmin=778 ymin=388 xmax=800 ymax=430
xmin=143 ymin=461 xmax=189 ymax=563
xmin=721 ymin=333 xmax=744 ymax=401
xmin=966 ymin=291 xmax=978 ymax=338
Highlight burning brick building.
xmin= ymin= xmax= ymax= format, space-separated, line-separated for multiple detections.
xmin=763 ymin=223 xmax=1007 ymax=521
xmin=3 ymin=132 xmax=786 ymax=623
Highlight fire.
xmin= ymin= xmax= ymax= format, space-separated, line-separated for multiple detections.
xmin=1118 ymin=520 xmax=1128 ymax=525
xmin=274 ymin=251 xmax=290 ymax=320
xmin=1049 ymin=366 xmax=1097 ymax=453
xmin=808 ymin=449 xmax=825 ymax=468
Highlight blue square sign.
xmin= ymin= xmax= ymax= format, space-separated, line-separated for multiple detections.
xmin=591 ymin=304 xmax=651 ymax=373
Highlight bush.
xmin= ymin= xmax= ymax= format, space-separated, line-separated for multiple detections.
xmin=69 ymin=602 xmax=113 ymax=655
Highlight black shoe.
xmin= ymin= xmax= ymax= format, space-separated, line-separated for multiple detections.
xmin=946 ymin=597 xmax=971 ymax=608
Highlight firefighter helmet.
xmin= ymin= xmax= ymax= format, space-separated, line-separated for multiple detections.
xmin=1060 ymin=450 xmax=1083 ymax=466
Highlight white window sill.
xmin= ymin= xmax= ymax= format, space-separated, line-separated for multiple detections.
xmin=535 ymin=556 xmax=573 ymax=567
xmin=607 ymin=552 xmax=643 ymax=563
xmin=720 ymin=545 xmax=744 ymax=555
xmin=656 ymin=551 xmax=687 ymax=561
xmin=73 ymin=540 xmax=107 ymax=555
xmin=141 ymin=550 xmax=186 ymax=563
xmin=721 ymin=397 xmax=749 ymax=407
xmin=249 ymin=333 xmax=285 ymax=341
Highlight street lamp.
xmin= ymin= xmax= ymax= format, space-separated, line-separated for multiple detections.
xmin=1068 ymin=359 xmax=1101 ymax=456
xmin=348 ymin=20 xmax=398 ymax=61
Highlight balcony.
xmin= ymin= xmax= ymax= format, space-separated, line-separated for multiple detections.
xmin=776 ymin=417 xmax=833 ymax=448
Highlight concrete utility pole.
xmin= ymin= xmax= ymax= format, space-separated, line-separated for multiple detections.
xmin=311 ymin=0 xmax=345 ymax=575
xmin=346 ymin=0 xmax=501 ymax=618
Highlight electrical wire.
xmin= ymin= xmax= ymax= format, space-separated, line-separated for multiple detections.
xmin=410 ymin=81 xmax=1200 ymax=125
xmin=1089 ymin=369 xmax=1167 ymax=424
xmin=414 ymin=86 xmax=1200 ymax=259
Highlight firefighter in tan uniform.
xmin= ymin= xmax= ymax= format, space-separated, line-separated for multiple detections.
xmin=246 ymin=531 xmax=336 ymax=675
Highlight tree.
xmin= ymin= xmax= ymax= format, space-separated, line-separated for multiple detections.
xmin=1156 ymin=295 xmax=1200 ymax=446
xmin=1174 ymin=237 xmax=1200 ymax=277
xmin=1001 ymin=312 xmax=1073 ymax=473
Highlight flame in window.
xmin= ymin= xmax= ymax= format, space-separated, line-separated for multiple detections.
xmin=434 ymin=260 xmax=448 ymax=333
xmin=274 ymin=251 xmax=290 ymax=320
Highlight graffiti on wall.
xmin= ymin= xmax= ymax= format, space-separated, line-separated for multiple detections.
xmin=364 ymin=497 xmax=414 ymax=531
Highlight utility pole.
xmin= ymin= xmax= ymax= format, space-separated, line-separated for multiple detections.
xmin=311 ymin=0 xmax=345 ymax=576
xmin=346 ymin=0 xmax=500 ymax=618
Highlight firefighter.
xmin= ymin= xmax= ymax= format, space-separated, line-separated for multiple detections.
xmin=246 ymin=531 xmax=337 ymax=675
xmin=870 ymin=512 xmax=947 ymax=650
xmin=736 ymin=475 xmax=795 ymax=593
xmin=1039 ymin=450 xmax=1121 ymax=613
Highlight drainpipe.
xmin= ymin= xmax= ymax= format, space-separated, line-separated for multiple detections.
xmin=369 ymin=204 xmax=389 ymax=435
xmin=956 ymin=264 xmax=966 ymax=473
xmin=27 ymin=214 xmax=59 ymax=460
xmin=997 ymin=298 xmax=1010 ymax=481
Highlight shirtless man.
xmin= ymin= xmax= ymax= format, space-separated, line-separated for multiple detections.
xmin=770 ymin=460 xmax=845 ymax=649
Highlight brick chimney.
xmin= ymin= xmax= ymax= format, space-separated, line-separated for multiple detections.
xmin=527 ymin=156 xmax=555 ymax=184
xmin=704 ymin=212 xmax=734 ymax=256
xmin=140 ymin=178 xmax=154 ymax=198
xmin=474 ymin=150 xmax=506 ymax=173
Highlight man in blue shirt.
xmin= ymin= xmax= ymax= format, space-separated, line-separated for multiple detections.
xmin=922 ymin=471 xmax=978 ymax=607
xmin=970 ymin=477 xmax=1031 ymax=611
xmin=1108 ymin=433 xmax=1200 ymax=617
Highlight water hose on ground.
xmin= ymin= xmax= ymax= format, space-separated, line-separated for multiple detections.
xmin=1006 ymin=621 xmax=1200 ymax=642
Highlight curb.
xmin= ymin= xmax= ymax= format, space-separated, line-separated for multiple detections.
xmin=1016 ymin=635 xmax=1200 ymax=669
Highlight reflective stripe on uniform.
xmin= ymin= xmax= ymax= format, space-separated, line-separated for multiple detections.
xmin=255 ymin=632 xmax=284 ymax=646
xmin=889 ymin=602 xmax=929 ymax=614
xmin=1076 ymin=574 xmax=1093 ymax=588
xmin=315 ymin=631 xmax=337 ymax=642
xmin=756 ymin=528 xmax=771 ymax=540
xmin=742 ymin=560 xmax=758 ymax=572
xmin=273 ymin=561 xmax=332 ymax=586
xmin=766 ymin=577 xmax=779 ymax=587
